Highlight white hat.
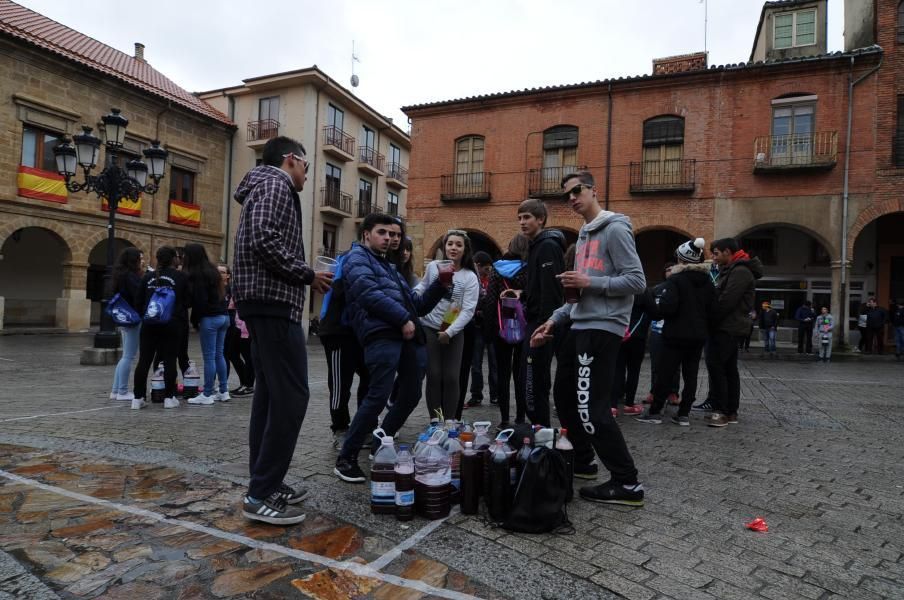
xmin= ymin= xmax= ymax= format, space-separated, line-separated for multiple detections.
xmin=676 ymin=238 xmax=705 ymax=263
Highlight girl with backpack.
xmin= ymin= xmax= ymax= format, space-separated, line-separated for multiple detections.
xmin=108 ymin=247 xmax=144 ymax=402
xmin=183 ymin=243 xmax=230 ymax=405
xmin=481 ymin=234 xmax=529 ymax=430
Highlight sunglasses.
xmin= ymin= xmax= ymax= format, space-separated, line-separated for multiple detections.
xmin=282 ymin=153 xmax=310 ymax=173
xmin=446 ymin=229 xmax=469 ymax=238
xmin=562 ymin=183 xmax=593 ymax=201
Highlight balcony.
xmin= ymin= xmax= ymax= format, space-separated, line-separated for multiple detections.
xmin=323 ymin=126 xmax=355 ymax=161
xmin=753 ymin=132 xmax=837 ymax=172
xmin=358 ymin=146 xmax=385 ymax=177
xmin=894 ymin=133 xmax=904 ymax=168
xmin=319 ymin=187 xmax=353 ymax=218
xmin=355 ymin=197 xmax=383 ymax=219
xmin=528 ymin=166 xmax=580 ymax=197
xmin=246 ymin=119 xmax=279 ymax=147
xmin=440 ymin=172 xmax=491 ymax=202
xmin=387 ymin=202 xmax=400 ymax=217
xmin=386 ymin=162 xmax=409 ymax=188
xmin=629 ymin=159 xmax=696 ymax=193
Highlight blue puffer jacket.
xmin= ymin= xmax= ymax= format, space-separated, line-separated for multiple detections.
xmin=344 ymin=243 xmax=446 ymax=344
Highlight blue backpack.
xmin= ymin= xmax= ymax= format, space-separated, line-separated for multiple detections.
xmin=105 ymin=293 xmax=141 ymax=327
xmin=143 ymin=279 xmax=175 ymax=325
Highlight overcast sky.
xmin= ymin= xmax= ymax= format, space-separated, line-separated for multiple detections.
xmin=18 ymin=0 xmax=845 ymax=128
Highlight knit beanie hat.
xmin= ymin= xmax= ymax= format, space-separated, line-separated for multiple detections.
xmin=676 ymin=238 xmax=705 ymax=263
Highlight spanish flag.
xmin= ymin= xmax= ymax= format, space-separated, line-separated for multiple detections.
xmin=168 ymin=200 xmax=201 ymax=228
xmin=17 ymin=165 xmax=67 ymax=203
xmin=101 ymin=196 xmax=142 ymax=217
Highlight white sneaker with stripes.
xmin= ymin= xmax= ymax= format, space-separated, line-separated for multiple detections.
xmin=242 ymin=492 xmax=306 ymax=525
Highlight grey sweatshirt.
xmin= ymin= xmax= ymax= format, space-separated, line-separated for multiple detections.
xmin=550 ymin=210 xmax=646 ymax=336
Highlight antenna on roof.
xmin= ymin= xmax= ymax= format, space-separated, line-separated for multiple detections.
xmin=700 ymin=0 xmax=708 ymax=55
xmin=350 ymin=40 xmax=360 ymax=88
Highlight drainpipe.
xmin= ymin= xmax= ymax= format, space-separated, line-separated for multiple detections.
xmin=839 ymin=52 xmax=882 ymax=348
xmin=223 ymin=94 xmax=235 ymax=263
xmin=605 ymin=83 xmax=613 ymax=211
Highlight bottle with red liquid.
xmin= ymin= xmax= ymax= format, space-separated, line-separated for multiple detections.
xmin=459 ymin=441 xmax=481 ymax=515
xmin=472 ymin=422 xmax=493 ymax=497
xmin=414 ymin=431 xmax=451 ymax=520
xmin=486 ymin=440 xmax=512 ymax=522
xmin=555 ymin=428 xmax=575 ymax=503
xmin=394 ymin=444 xmax=415 ymax=521
xmin=514 ymin=437 xmax=533 ymax=489
xmin=443 ymin=430 xmax=463 ymax=505
xmin=370 ymin=436 xmax=397 ymax=515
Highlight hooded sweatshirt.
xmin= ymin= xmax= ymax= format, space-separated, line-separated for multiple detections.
xmin=231 ymin=165 xmax=315 ymax=324
xmin=711 ymin=250 xmax=764 ymax=337
xmin=550 ymin=211 xmax=646 ymax=336
xmin=524 ymin=229 xmax=566 ymax=324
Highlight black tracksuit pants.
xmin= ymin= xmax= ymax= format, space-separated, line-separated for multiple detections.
xmin=321 ymin=334 xmax=369 ymax=432
xmin=134 ymin=321 xmax=181 ymax=400
xmin=650 ymin=339 xmax=705 ymax=417
xmin=706 ymin=331 xmax=741 ymax=417
xmin=494 ymin=337 xmax=525 ymax=424
xmin=611 ymin=335 xmax=646 ymax=408
xmin=522 ymin=321 xmax=555 ymax=427
xmin=553 ymin=328 xmax=639 ymax=485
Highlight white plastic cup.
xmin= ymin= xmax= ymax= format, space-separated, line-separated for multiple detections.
xmin=313 ymin=255 xmax=338 ymax=274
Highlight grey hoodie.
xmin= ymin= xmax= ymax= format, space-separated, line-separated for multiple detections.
xmin=550 ymin=210 xmax=646 ymax=336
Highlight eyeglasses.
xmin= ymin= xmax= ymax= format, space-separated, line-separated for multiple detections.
xmin=282 ymin=153 xmax=309 ymax=173
xmin=562 ymin=183 xmax=593 ymax=200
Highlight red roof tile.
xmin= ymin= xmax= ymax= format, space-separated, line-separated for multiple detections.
xmin=0 ymin=0 xmax=232 ymax=126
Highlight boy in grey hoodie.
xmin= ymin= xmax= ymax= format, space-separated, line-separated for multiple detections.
xmin=531 ymin=171 xmax=646 ymax=506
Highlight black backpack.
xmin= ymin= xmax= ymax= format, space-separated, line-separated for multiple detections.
xmin=502 ymin=447 xmax=572 ymax=534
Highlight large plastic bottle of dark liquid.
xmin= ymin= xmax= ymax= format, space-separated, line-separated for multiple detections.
xmin=370 ymin=436 xmax=397 ymax=515
xmin=443 ymin=431 xmax=463 ymax=505
xmin=414 ymin=433 xmax=451 ymax=520
xmin=486 ymin=441 xmax=512 ymax=522
xmin=556 ymin=428 xmax=575 ymax=503
xmin=472 ymin=422 xmax=492 ymax=497
xmin=394 ymin=444 xmax=415 ymax=521
xmin=460 ymin=441 xmax=480 ymax=514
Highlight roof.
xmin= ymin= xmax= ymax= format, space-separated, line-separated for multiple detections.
xmin=402 ymin=46 xmax=883 ymax=114
xmin=0 ymin=0 xmax=232 ymax=126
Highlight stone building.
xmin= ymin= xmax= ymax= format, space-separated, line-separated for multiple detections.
xmin=402 ymin=0 xmax=904 ymax=345
xmin=0 ymin=0 xmax=233 ymax=331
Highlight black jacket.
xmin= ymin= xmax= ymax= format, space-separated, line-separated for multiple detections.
xmin=523 ymin=229 xmax=566 ymax=324
xmin=759 ymin=308 xmax=779 ymax=330
xmin=189 ymin=274 xmax=228 ymax=329
xmin=655 ymin=262 xmax=715 ymax=342
xmin=625 ymin=288 xmax=657 ymax=343
xmin=865 ymin=306 xmax=887 ymax=329
xmin=893 ymin=305 xmax=904 ymax=328
xmin=712 ymin=253 xmax=764 ymax=337
xmin=112 ymin=271 xmax=142 ymax=310
xmin=136 ymin=267 xmax=190 ymax=324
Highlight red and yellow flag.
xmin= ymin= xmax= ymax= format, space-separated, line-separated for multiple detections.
xmin=17 ymin=165 xmax=67 ymax=203
xmin=101 ymin=196 xmax=142 ymax=216
xmin=168 ymin=200 xmax=201 ymax=228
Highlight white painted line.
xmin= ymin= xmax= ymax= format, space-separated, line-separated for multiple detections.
xmin=0 ymin=405 xmax=120 ymax=423
xmin=368 ymin=511 xmax=452 ymax=570
xmin=0 ymin=357 xmax=14 ymax=361
xmin=0 ymin=469 xmax=483 ymax=600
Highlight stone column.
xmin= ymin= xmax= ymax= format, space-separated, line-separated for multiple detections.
xmin=830 ymin=260 xmax=851 ymax=349
xmin=55 ymin=261 xmax=91 ymax=331
xmin=0 ymin=296 xmax=5 ymax=330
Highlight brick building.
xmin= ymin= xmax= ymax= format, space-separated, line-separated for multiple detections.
xmin=402 ymin=0 xmax=903 ymax=345
xmin=0 ymin=0 xmax=233 ymax=331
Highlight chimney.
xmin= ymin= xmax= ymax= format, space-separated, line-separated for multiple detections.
xmin=134 ymin=43 xmax=145 ymax=62
xmin=652 ymin=51 xmax=708 ymax=76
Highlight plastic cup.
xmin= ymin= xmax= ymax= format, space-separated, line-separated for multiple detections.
xmin=436 ymin=260 xmax=454 ymax=285
xmin=313 ymin=255 xmax=338 ymax=274
xmin=564 ymin=287 xmax=581 ymax=304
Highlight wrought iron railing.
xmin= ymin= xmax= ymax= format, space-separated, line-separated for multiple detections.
xmin=893 ymin=133 xmax=904 ymax=168
xmin=753 ymin=131 xmax=837 ymax=168
xmin=387 ymin=162 xmax=409 ymax=185
xmin=323 ymin=126 xmax=356 ymax=156
xmin=629 ymin=159 xmax=696 ymax=192
xmin=359 ymin=146 xmax=385 ymax=172
xmin=528 ymin=166 xmax=579 ymax=197
xmin=356 ymin=197 xmax=383 ymax=218
xmin=320 ymin=187 xmax=352 ymax=214
xmin=440 ymin=172 xmax=491 ymax=201
xmin=247 ymin=119 xmax=279 ymax=141
xmin=387 ymin=202 xmax=399 ymax=216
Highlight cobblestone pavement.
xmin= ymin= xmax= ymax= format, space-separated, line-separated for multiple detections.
xmin=1 ymin=333 xmax=903 ymax=600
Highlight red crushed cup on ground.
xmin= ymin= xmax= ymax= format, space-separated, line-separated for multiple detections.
xmin=745 ymin=517 xmax=768 ymax=532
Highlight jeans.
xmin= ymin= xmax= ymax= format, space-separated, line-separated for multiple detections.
xmin=762 ymin=328 xmax=776 ymax=352
xmin=895 ymin=326 xmax=904 ymax=356
xmin=707 ymin=332 xmax=741 ymax=416
xmin=470 ymin=332 xmax=498 ymax=401
xmin=199 ymin=314 xmax=230 ymax=395
xmin=340 ymin=338 xmax=427 ymax=461
xmin=112 ymin=324 xmax=140 ymax=395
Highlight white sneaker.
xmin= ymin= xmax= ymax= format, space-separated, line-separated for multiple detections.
xmin=187 ymin=394 xmax=215 ymax=405
xmin=110 ymin=391 xmax=117 ymax=400
xmin=164 ymin=397 xmax=180 ymax=409
xmin=216 ymin=391 xmax=231 ymax=402
xmin=131 ymin=398 xmax=147 ymax=410
xmin=116 ymin=392 xmax=135 ymax=401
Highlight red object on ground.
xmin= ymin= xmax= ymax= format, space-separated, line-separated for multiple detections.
xmin=746 ymin=517 xmax=768 ymax=532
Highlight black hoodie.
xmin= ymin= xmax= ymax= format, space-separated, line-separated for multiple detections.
xmin=655 ymin=262 xmax=715 ymax=342
xmin=523 ymin=228 xmax=566 ymax=324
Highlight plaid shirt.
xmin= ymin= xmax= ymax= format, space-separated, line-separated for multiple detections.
xmin=232 ymin=166 xmax=314 ymax=323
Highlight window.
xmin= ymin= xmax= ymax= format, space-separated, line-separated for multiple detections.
xmin=387 ymin=191 xmax=399 ymax=216
xmin=538 ymin=126 xmax=578 ymax=192
xmin=322 ymin=224 xmax=337 ymax=258
xmin=453 ymin=136 xmax=485 ymax=194
xmin=327 ymin=104 xmax=344 ymax=131
xmin=358 ymin=178 xmax=373 ymax=214
xmin=21 ymin=125 xmax=63 ymax=172
xmin=362 ymin=126 xmax=375 ymax=150
xmin=772 ymin=99 xmax=814 ymax=164
xmin=642 ymin=116 xmax=684 ymax=185
xmin=895 ymin=96 xmax=904 ymax=167
xmin=389 ymin=143 xmax=401 ymax=167
xmin=325 ymin=163 xmax=341 ymax=193
xmin=898 ymin=1 xmax=904 ymax=44
xmin=169 ymin=167 xmax=195 ymax=204
xmin=259 ymin=96 xmax=279 ymax=121
xmin=774 ymin=9 xmax=816 ymax=49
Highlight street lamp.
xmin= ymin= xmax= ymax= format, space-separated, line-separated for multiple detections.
xmin=54 ymin=108 xmax=168 ymax=349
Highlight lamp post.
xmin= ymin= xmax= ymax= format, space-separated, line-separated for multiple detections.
xmin=54 ymin=108 xmax=168 ymax=349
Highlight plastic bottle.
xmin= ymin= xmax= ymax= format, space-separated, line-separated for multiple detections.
xmin=412 ymin=432 xmax=430 ymax=457
xmin=414 ymin=431 xmax=451 ymax=519
xmin=460 ymin=441 xmax=481 ymax=515
xmin=515 ymin=437 xmax=533 ymax=489
xmin=555 ymin=428 xmax=575 ymax=503
xmin=394 ymin=444 xmax=415 ymax=521
xmin=443 ymin=430 xmax=463 ymax=505
xmin=182 ymin=360 xmax=200 ymax=398
xmin=486 ymin=440 xmax=512 ymax=522
xmin=150 ymin=363 xmax=165 ymax=403
xmin=472 ymin=422 xmax=493 ymax=497
xmin=370 ymin=436 xmax=397 ymax=515
xmin=496 ymin=429 xmax=517 ymax=487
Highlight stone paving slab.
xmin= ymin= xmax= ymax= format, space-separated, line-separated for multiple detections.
xmin=2 ymin=333 xmax=904 ymax=599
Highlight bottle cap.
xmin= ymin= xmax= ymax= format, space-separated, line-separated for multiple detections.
xmin=448 ymin=431 xmax=459 ymax=438
xmin=398 ymin=444 xmax=409 ymax=451
xmin=464 ymin=441 xmax=473 ymax=449
xmin=382 ymin=436 xmax=394 ymax=445
xmin=560 ymin=428 xmax=568 ymax=435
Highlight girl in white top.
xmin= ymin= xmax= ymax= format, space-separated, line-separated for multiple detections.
xmin=415 ymin=230 xmax=480 ymax=420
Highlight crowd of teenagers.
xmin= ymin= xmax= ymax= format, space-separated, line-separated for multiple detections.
xmin=109 ymin=135 xmax=785 ymax=527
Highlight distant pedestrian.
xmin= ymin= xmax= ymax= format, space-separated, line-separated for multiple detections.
xmin=222 ymin=265 xmax=254 ymax=396
xmin=892 ymin=299 xmax=904 ymax=360
xmin=814 ymin=306 xmax=834 ymax=362
xmin=863 ymin=297 xmax=887 ymax=355
xmin=795 ymin=300 xmax=815 ymax=354
xmin=739 ymin=309 xmax=756 ymax=352
xmin=759 ymin=301 xmax=779 ymax=357
xmin=856 ymin=305 xmax=868 ymax=353
xmin=109 ymin=247 xmax=144 ymax=403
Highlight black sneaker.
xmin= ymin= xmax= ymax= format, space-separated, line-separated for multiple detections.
xmin=273 ymin=482 xmax=308 ymax=505
xmin=465 ymin=398 xmax=482 ymax=408
xmin=671 ymin=415 xmax=690 ymax=427
xmin=232 ymin=385 xmax=254 ymax=397
xmin=635 ymin=410 xmax=662 ymax=424
xmin=579 ymin=481 xmax=645 ymax=507
xmin=242 ymin=492 xmax=306 ymax=525
xmin=334 ymin=458 xmax=366 ymax=483
xmin=573 ymin=462 xmax=599 ymax=480
xmin=691 ymin=399 xmax=713 ymax=412
xmin=489 ymin=397 xmax=499 ymax=405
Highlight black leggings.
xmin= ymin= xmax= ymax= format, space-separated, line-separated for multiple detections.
xmin=611 ymin=336 xmax=646 ymax=408
xmin=494 ymin=337 xmax=525 ymax=424
xmin=225 ymin=326 xmax=254 ymax=387
xmin=134 ymin=321 xmax=181 ymax=399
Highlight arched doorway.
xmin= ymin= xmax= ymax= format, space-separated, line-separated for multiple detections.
xmin=850 ymin=212 xmax=904 ymax=348
xmin=87 ymin=238 xmax=135 ymax=325
xmin=635 ymin=229 xmax=687 ymax=285
xmin=428 ymin=229 xmax=502 ymax=263
xmin=549 ymin=227 xmax=578 ymax=251
xmin=0 ymin=227 xmax=69 ymax=327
